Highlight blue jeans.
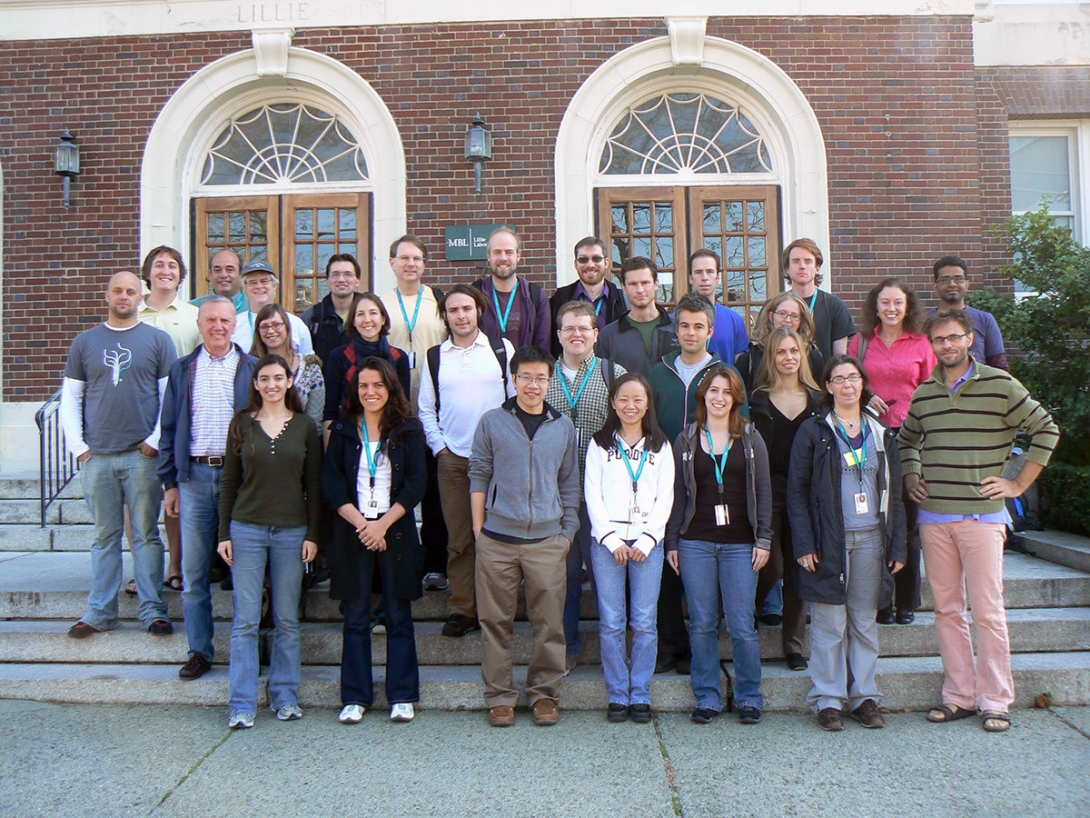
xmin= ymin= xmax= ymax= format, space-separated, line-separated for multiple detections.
xmin=340 ymin=550 xmax=419 ymax=707
xmin=563 ymin=501 xmax=594 ymax=656
xmin=590 ymin=538 xmax=663 ymax=706
xmin=678 ymin=538 xmax=763 ymax=712
xmin=228 ymin=521 xmax=306 ymax=715
xmin=79 ymin=449 xmax=166 ymax=628
xmin=178 ymin=462 xmax=223 ymax=661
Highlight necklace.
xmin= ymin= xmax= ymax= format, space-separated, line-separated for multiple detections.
xmin=833 ymin=411 xmax=861 ymax=430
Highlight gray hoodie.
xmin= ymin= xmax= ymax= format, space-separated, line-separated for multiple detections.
xmin=469 ymin=398 xmax=581 ymax=543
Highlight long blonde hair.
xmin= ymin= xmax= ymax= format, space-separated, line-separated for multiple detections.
xmin=753 ymin=326 xmax=820 ymax=394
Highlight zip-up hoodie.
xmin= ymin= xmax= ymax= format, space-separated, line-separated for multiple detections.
xmin=664 ymin=422 xmax=773 ymax=553
xmin=648 ymin=350 xmax=723 ymax=440
xmin=469 ymin=397 xmax=581 ymax=543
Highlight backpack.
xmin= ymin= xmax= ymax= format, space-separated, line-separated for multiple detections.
xmin=427 ymin=333 xmax=509 ymax=413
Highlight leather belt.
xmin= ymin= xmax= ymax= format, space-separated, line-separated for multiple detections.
xmin=191 ymin=455 xmax=225 ymax=466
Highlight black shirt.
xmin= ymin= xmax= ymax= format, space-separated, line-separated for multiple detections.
xmin=683 ymin=440 xmax=754 ymax=544
xmin=767 ymin=401 xmax=811 ymax=475
xmin=514 ymin=403 xmax=549 ymax=441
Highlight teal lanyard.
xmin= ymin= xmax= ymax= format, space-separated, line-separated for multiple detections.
xmin=618 ymin=440 xmax=649 ymax=497
xmin=594 ymin=298 xmax=604 ymax=316
xmin=361 ymin=422 xmax=380 ymax=486
xmin=704 ymin=429 xmax=733 ymax=498
xmin=808 ymin=290 xmax=818 ymax=314
xmin=395 ymin=288 xmax=422 ymax=337
xmin=833 ymin=415 xmax=868 ymax=483
xmin=559 ymin=358 xmax=598 ymax=421
xmin=492 ymin=278 xmax=519 ymax=334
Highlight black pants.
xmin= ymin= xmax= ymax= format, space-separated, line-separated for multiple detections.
xmin=657 ymin=561 xmax=690 ymax=659
xmin=420 ymin=448 xmax=449 ymax=576
xmin=892 ymin=500 xmax=921 ymax=612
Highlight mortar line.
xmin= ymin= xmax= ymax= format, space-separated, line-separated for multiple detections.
xmin=1048 ymin=707 xmax=1090 ymax=741
xmin=652 ymin=713 xmax=685 ymax=817
xmin=147 ymin=725 xmax=234 ymax=815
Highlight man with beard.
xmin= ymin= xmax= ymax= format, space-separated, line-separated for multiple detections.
xmin=548 ymin=236 xmax=626 ymax=357
xmin=927 ymin=255 xmax=1008 ymax=370
xmin=474 ymin=227 xmax=551 ymax=349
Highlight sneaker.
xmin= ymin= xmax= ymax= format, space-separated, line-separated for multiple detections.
xmin=423 ymin=572 xmax=449 ymax=591
xmin=817 ymin=707 xmax=844 ymax=732
xmin=738 ymin=706 xmax=761 ymax=725
xmin=532 ymin=698 xmax=560 ymax=726
xmin=339 ymin=704 xmax=366 ymax=724
xmin=488 ymin=705 xmax=516 ymax=727
xmin=441 ymin=614 xmax=480 ymax=638
xmin=147 ymin=619 xmax=173 ymax=636
xmin=67 ymin=621 xmax=102 ymax=639
xmin=390 ymin=703 xmax=415 ymax=722
xmin=786 ymin=653 xmax=809 ymax=671
xmin=370 ymin=615 xmax=386 ymax=635
xmin=607 ymin=703 xmax=629 ymax=723
xmin=564 ymin=653 xmax=579 ymax=677
xmin=178 ymin=654 xmax=212 ymax=680
xmin=228 ymin=712 xmax=255 ymax=729
xmin=630 ymin=704 xmax=653 ymax=724
xmin=275 ymin=703 xmax=303 ymax=721
xmin=690 ymin=707 xmax=718 ymax=724
xmin=851 ymin=699 xmax=885 ymax=729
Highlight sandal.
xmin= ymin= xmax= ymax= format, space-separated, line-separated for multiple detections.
xmin=163 ymin=575 xmax=183 ymax=592
xmin=124 ymin=579 xmax=137 ymax=597
xmin=982 ymin=711 xmax=1011 ymax=733
xmin=926 ymin=704 xmax=977 ymax=723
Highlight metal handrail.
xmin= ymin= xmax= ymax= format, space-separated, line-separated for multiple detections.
xmin=35 ymin=388 xmax=77 ymax=528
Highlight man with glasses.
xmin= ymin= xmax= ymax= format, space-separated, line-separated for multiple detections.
xmin=474 ymin=227 xmax=551 ymax=349
xmin=302 ymin=253 xmax=361 ymax=364
xmin=470 ymin=345 xmax=580 ymax=727
xmin=546 ymin=301 xmax=626 ymax=675
xmin=928 ymin=255 xmax=1008 ymax=370
xmin=192 ymin=250 xmax=249 ymax=314
xmin=595 ymin=257 xmax=679 ymax=378
xmin=231 ymin=260 xmax=314 ymax=356
xmin=899 ymin=310 xmax=1058 ymax=734
xmin=549 ymin=236 xmax=627 ymax=357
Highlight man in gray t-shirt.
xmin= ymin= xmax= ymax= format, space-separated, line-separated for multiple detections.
xmin=61 ymin=271 xmax=177 ymax=638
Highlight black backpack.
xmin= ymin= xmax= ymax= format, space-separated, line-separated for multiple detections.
xmin=427 ymin=333 xmax=509 ymax=413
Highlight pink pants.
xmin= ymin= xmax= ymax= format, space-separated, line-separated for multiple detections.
xmin=920 ymin=521 xmax=1014 ymax=712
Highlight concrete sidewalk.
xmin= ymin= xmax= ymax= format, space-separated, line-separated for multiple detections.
xmin=3 ymin=700 xmax=1088 ymax=818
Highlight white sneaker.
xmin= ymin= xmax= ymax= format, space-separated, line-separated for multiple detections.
xmin=390 ymin=703 xmax=415 ymax=722
xmin=339 ymin=704 xmax=366 ymax=724
xmin=228 ymin=712 xmax=255 ymax=729
xmin=423 ymin=572 xmax=449 ymax=591
xmin=275 ymin=703 xmax=303 ymax=721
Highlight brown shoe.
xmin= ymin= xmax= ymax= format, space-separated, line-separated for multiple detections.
xmin=817 ymin=707 xmax=844 ymax=732
xmin=488 ymin=705 xmax=516 ymax=727
xmin=851 ymin=699 xmax=885 ymax=729
xmin=178 ymin=653 xmax=212 ymax=680
xmin=532 ymin=698 xmax=560 ymax=726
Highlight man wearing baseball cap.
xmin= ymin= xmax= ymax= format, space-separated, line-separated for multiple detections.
xmin=231 ymin=260 xmax=314 ymax=356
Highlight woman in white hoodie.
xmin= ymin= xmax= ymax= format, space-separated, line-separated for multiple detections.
xmin=584 ymin=372 xmax=675 ymax=723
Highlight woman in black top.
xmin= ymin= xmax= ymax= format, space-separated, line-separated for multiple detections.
xmin=664 ymin=364 xmax=772 ymax=726
xmin=323 ymin=357 xmax=427 ymax=724
xmin=749 ymin=326 xmax=823 ymax=671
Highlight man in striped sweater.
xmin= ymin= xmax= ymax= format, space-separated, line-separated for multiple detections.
xmin=898 ymin=310 xmax=1059 ymax=733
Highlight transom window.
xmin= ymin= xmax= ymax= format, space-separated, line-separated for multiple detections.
xmin=600 ymin=93 xmax=773 ymax=175
xmin=201 ymin=103 xmax=368 ymax=186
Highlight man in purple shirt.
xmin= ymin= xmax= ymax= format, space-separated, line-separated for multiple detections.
xmin=474 ymin=227 xmax=551 ymax=350
xmin=928 ymin=255 xmax=1008 ymax=370
xmin=549 ymin=235 xmax=627 ymax=356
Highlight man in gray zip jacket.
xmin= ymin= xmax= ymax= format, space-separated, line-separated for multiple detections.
xmin=469 ymin=345 xmax=580 ymax=728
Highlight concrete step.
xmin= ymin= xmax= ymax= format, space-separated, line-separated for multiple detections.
xmin=0 ymin=474 xmax=82 ymax=502
xmin=0 ymin=523 xmax=166 ymax=552
xmin=1017 ymin=530 xmax=1090 ymax=574
xmin=0 ymin=621 xmax=232 ymax=665
xmin=1 ymin=652 xmax=1087 ymax=710
xmin=0 ymin=498 xmax=92 ymax=525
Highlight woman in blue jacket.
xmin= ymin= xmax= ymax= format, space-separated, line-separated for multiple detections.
xmin=323 ymin=356 xmax=427 ymax=724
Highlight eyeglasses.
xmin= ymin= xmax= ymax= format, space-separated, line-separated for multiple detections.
xmin=576 ymin=255 xmax=605 ymax=264
xmin=773 ymin=310 xmax=801 ymax=322
xmin=931 ymin=332 xmax=970 ymax=346
xmin=559 ymin=326 xmax=595 ymax=335
xmin=328 ymin=271 xmax=357 ymax=280
xmin=515 ymin=374 xmax=550 ymax=385
xmin=259 ymin=321 xmax=286 ymax=332
xmin=828 ymin=374 xmax=862 ymax=385
xmin=936 ymin=276 xmax=967 ymax=285
xmin=245 ymin=277 xmax=275 ymax=288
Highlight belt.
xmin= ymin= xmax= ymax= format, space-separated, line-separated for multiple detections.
xmin=191 ymin=455 xmax=225 ymax=466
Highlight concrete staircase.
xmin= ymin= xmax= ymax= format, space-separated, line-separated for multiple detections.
xmin=2 ymin=474 xmax=1089 ymax=711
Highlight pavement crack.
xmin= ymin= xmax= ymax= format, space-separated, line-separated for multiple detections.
xmin=1048 ymin=707 xmax=1090 ymax=741
xmin=148 ymin=727 xmax=234 ymax=815
xmin=653 ymin=714 xmax=685 ymax=817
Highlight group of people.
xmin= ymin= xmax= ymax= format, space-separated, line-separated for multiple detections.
xmin=60 ymin=228 xmax=1058 ymax=736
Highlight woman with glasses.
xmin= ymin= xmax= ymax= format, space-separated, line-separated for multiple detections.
xmin=665 ymin=364 xmax=772 ymax=726
xmin=848 ymin=277 xmax=936 ymax=625
xmin=251 ymin=303 xmax=325 ymax=430
xmin=737 ymin=292 xmax=825 ymax=392
xmin=787 ymin=354 xmax=906 ymax=731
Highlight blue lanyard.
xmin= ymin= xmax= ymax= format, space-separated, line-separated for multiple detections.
xmin=559 ymin=358 xmax=598 ymax=414
xmin=808 ymin=290 xmax=818 ymax=314
xmin=395 ymin=288 xmax=422 ymax=336
xmin=361 ymin=422 xmax=380 ymax=482
xmin=704 ymin=428 xmax=733 ymax=494
xmin=492 ymin=278 xmax=519 ymax=334
xmin=594 ymin=298 xmax=604 ymax=316
xmin=833 ymin=415 xmax=868 ymax=472
xmin=618 ymin=440 xmax=649 ymax=496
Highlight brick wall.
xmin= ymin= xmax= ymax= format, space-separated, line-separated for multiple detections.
xmin=1 ymin=16 xmax=991 ymax=400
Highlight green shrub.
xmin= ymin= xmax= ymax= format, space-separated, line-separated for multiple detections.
xmin=1039 ymin=463 xmax=1090 ymax=537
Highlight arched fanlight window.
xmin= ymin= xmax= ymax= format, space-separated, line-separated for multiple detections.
xmin=600 ymin=93 xmax=773 ymax=175
xmin=201 ymin=103 xmax=368 ymax=185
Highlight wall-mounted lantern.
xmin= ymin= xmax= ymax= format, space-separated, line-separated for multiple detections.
xmin=55 ymin=130 xmax=81 ymax=209
xmin=464 ymin=114 xmax=493 ymax=195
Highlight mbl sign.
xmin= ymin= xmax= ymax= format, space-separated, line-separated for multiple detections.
xmin=444 ymin=224 xmax=512 ymax=261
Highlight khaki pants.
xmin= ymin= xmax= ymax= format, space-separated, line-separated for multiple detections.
xmin=437 ymin=451 xmax=476 ymax=618
xmin=475 ymin=531 xmax=567 ymax=708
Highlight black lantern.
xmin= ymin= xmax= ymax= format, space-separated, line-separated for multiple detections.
xmin=463 ymin=114 xmax=493 ymax=194
xmin=55 ymin=130 xmax=81 ymax=209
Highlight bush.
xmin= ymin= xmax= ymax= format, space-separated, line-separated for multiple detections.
xmin=1039 ymin=463 xmax=1090 ymax=537
xmin=973 ymin=204 xmax=1090 ymax=466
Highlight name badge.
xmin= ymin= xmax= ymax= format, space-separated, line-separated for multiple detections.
xmin=407 ymin=351 xmax=417 ymax=370
xmin=844 ymin=449 xmax=864 ymax=467
xmin=715 ymin=504 xmax=730 ymax=526
xmin=854 ymin=492 xmax=869 ymax=515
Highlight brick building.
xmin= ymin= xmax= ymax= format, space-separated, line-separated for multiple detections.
xmin=0 ymin=1 xmax=1084 ymax=473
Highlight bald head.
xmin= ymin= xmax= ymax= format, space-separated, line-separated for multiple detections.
xmin=106 ymin=270 xmax=143 ymax=323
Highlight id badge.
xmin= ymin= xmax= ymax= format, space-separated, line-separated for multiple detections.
xmin=844 ymin=449 xmax=863 ymax=467
xmin=715 ymin=504 xmax=730 ymax=526
xmin=630 ymin=497 xmax=642 ymax=519
xmin=854 ymin=492 xmax=869 ymax=515
xmin=575 ymin=427 xmax=583 ymax=451
xmin=407 ymin=351 xmax=417 ymax=370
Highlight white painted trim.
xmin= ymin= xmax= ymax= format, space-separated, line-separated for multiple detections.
xmin=140 ymin=46 xmax=406 ymax=294
xmin=0 ymin=402 xmax=40 ymax=475
xmin=554 ymin=36 xmax=829 ymax=289
xmin=0 ymin=1 xmax=979 ymax=42
xmin=667 ymin=17 xmax=707 ymax=66
xmin=974 ymin=2 xmax=1090 ymax=66
xmin=1009 ymin=120 xmax=1085 ymax=243
xmin=252 ymin=27 xmax=294 ymax=77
